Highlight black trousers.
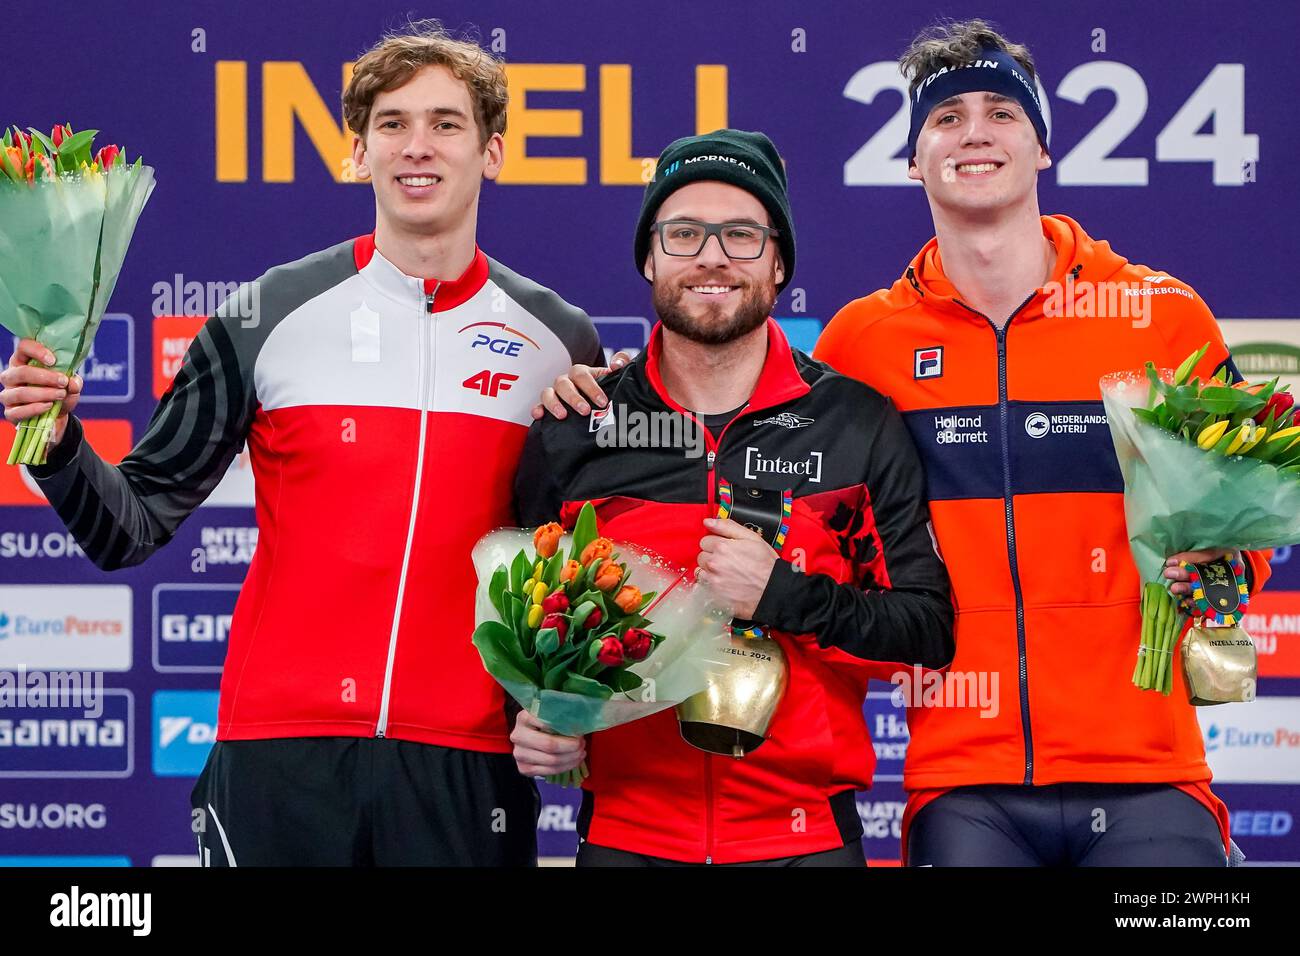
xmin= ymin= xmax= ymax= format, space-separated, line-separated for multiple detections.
xmin=189 ymin=737 xmax=540 ymax=866
xmin=575 ymin=839 xmax=866 ymax=867
xmin=907 ymin=783 xmax=1227 ymax=867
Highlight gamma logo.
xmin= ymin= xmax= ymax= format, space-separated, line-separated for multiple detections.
xmin=914 ymin=346 xmax=943 ymax=380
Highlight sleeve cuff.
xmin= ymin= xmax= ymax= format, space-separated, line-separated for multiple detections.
xmin=753 ymin=559 xmax=810 ymax=632
xmin=26 ymin=415 xmax=84 ymax=479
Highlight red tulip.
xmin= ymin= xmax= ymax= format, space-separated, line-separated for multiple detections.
xmin=95 ymin=144 xmax=120 ymax=169
xmin=596 ymin=637 xmax=625 ymax=667
xmin=51 ymin=124 xmax=65 ymax=147
xmin=621 ymin=627 xmax=653 ymax=662
xmin=581 ymin=607 xmax=603 ymax=630
xmin=540 ymin=613 xmax=568 ymax=644
xmin=541 ymin=592 xmax=569 ymax=615
xmin=1256 ymin=391 xmax=1295 ymax=425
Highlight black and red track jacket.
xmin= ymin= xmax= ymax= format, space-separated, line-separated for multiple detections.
xmin=514 ymin=318 xmax=954 ymax=863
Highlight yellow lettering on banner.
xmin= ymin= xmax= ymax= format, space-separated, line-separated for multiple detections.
xmin=600 ymin=65 xmax=641 ymax=185
xmin=694 ymin=65 xmax=728 ymax=134
xmin=215 ymin=61 xmax=248 ymax=182
xmin=498 ymin=64 xmax=586 ymax=185
xmin=262 ymin=62 xmax=355 ymax=183
xmin=600 ymin=65 xmax=730 ymax=184
xmin=216 ymin=61 xmax=724 ymax=184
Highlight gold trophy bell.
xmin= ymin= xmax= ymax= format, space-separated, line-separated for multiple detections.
xmin=677 ymin=480 xmax=792 ymax=757
xmin=1180 ymin=556 xmax=1258 ymax=706
xmin=677 ymin=629 xmax=788 ymax=757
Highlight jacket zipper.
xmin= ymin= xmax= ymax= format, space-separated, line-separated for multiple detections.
xmin=376 ymin=282 xmax=440 ymax=737
xmin=956 ymin=294 xmax=1036 ymax=784
xmin=696 ymin=407 xmax=744 ymax=864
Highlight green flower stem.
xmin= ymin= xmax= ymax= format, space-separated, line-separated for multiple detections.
xmin=6 ymin=420 xmax=26 ymax=465
xmin=10 ymin=401 xmax=61 ymax=466
xmin=1134 ymin=584 xmax=1152 ymax=686
xmin=1134 ymin=582 xmax=1182 ymax=694
xmin=1154 ymin=589 xmax=1173 ymax=693
xmin=1151 ymin=583 xmax=1171 ymax=690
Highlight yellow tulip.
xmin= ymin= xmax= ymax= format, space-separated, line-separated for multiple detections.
xmin=527 ymin=604 xmax=544 ymax=629
xmin=1225 ymin=424 xmax=1254 ymax=456
xmin=1266 ymin=425 xmax=1300 ymax=446
xmin=1236 ymin=422 xmax=1266 ymax=455
xmin=1197 ymin=419 xmax=1229 ymax=450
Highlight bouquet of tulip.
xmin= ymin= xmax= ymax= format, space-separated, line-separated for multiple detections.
xmin=1101 ymin=343 xmax=1300 ymax=694
xmin=472 ymin=502 xmax=729 ymax=785
xmin=0 ymin=123 xmax=155 ymax=465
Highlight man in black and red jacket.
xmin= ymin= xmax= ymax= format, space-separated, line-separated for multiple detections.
xmin=513 ymin=129 xmax=954 ymax=866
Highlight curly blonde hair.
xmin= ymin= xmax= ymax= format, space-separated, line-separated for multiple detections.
xmin=343 ymin=19 xmax=508 ymax=145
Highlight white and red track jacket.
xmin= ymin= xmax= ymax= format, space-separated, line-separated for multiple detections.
xmin=31 ymin=233 xmax=602 ymax=753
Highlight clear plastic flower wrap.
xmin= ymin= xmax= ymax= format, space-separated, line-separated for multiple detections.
xmin=470 ymin=503 xmax=731 ymax=784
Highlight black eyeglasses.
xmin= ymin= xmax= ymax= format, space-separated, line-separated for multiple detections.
xmin=651 ymin=219 xmax=779 ymax=260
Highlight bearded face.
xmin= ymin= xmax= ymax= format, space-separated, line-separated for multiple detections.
xmin=652 ymin=257 xmax=779 ymax=345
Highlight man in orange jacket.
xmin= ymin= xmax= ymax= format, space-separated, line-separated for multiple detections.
xmin=811 ymin=19 xmax=1269 ymax=865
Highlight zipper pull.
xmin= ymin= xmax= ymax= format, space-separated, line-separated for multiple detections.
xmin=706 ymin=450 xmax=716 ymax=471
xmin=425 ymin=293 xmax=435 ymax=314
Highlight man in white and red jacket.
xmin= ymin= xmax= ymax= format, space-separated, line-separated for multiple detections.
xmin=1 ymin=24 xmax=599 ymax=865
xmin=512 ymin=129 xmax=953 ymax=866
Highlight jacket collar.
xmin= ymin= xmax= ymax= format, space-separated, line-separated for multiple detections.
xmin=643 ymin=317 xmax=811 ymax=417
xmin=353 ymin=233 xmax=489 ymax=312
xmin=900 ymin=214 xmax=1118 ymax=323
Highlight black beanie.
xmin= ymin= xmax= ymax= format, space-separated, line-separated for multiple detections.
xmin=634 ymin=129 xmax=795 ymax=291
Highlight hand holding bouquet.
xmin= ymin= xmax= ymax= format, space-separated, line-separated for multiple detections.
xmin=0 ymin=123 xmax=154 ymax=465
xmin=472 ymin=502 xmax=728 ymax=785
xmin=1102 ymin=344 xmax=1300 ymax=696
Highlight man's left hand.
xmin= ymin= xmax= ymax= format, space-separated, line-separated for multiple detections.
xmin=1165 ymin=548 xmax=1240 ymax=611
xmin=696 ymin=517 xmax=779 ymax=619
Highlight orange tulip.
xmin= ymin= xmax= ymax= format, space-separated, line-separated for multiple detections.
xmin=532 ymin=522 xmax=563 ymax=559
xmin=613 ymin=585 xmax=643 ymax=613
xmin=24 ymin=151 xmax=54 ymax=183
xmin=580 ymin=537 xmax=614 ymax=566
xmin=559 ymin=559 xmax=581 ymax=584
xmin=0 ymin=146 xmax=22 ymax=182
xmin=593 ymin=559 xmax=623 ymax=592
